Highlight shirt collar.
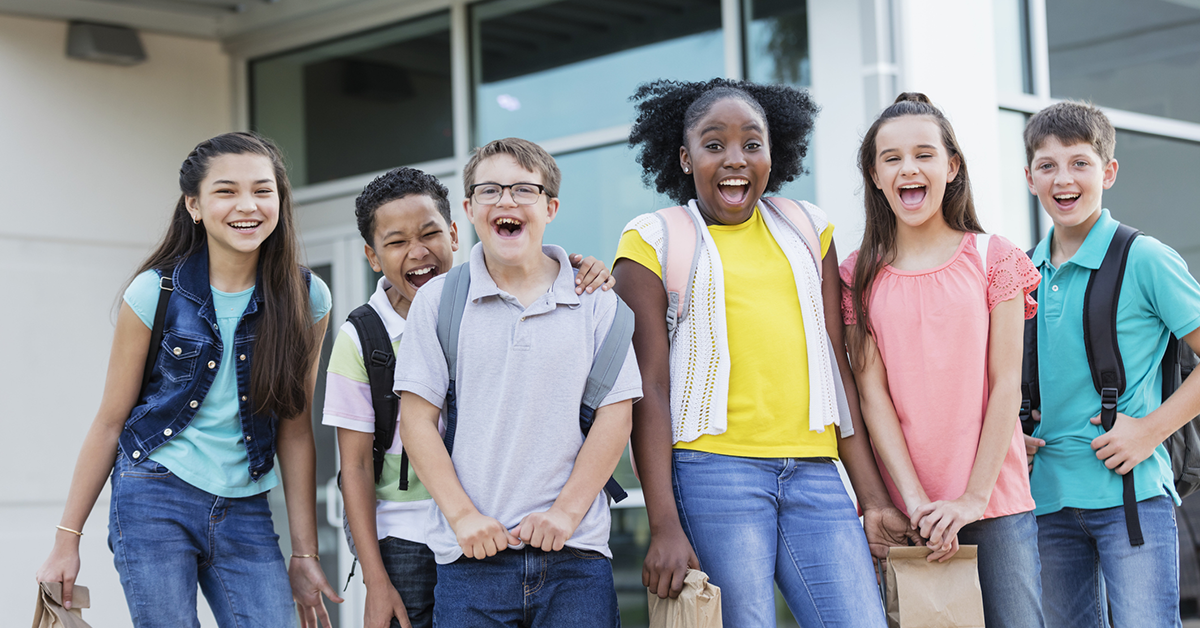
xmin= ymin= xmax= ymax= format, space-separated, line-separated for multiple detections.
xmin=466 ymin=242 xmax=580 ymax=306
xmin=1039 ymin=208 xmax=1117 ymax=271
xmin=366 ymin=276 xmax=406 ymax=341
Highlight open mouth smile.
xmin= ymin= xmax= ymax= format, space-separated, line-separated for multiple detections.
xmin=898 ymin=183 xmax=927 ymax=208
xmin=493 ymin=217 xmax=524 ymax=239
xmin=1053 ymin=193 xmax=1081 ymax=209
xmin=717 ymin=177 xmax=750 ymax=206
xmin=229 ymin=220 xmax=262 ymax=232
xmin=405 ymin=264 xmax=437 ymax=289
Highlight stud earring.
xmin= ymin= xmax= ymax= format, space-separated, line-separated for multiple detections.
xmin=683 ymin=166 xmax=690 ymax=174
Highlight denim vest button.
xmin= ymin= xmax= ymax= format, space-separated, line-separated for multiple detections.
xmin=189 ymin=400 xmax=199 ymax=408
xmin=245 ymin=435 xmax=252 ymax=442
xmin=239 ymin=354 xmax=246 ymax=361
xmin=241 ymin=395 xmax=247 ymax=401
xmin=163 ymin=428 xmax=172 ymax=436
xmin=207 ymin=360 xmax=216 ymax=369
xmin=132 ymin=450 xmax=140 ymax=459
xmin=212 ymin=324 xmax=218 ymax=331
xmin=173 ymin=347 xmax=182 ymax=356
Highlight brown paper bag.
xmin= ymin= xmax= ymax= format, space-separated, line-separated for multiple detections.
xmin=647 ymin=569 xmax=723 ymax=628
xmin=32 ymin=582 xmax=93 ymax=628
xmin=885 ymin=546 xmax=984 ymax=628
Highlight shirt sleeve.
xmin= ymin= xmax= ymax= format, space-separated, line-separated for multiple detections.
xmin=838 ymin=251 xmax=859 ymax=326
xmin=593 ymin=295 xmax=643 ymax=408
xmin=309 ymin=273 xmax=332 ymax=322
xmin=123 ymin=269 xmax=164 ymax=329
xmin=985 ymin=235 xmax=1041 ymax=319
xmin=394 ymin=276 xmax=450 ymax=408
xmin=1130 ymin=236 xmax=1200 ymax=339
xmin=819 ymin=222 xmax=835 ymax=258
xmin=322 ymin=326 xmax=377 ymax=433
xmin=614 ymin=229 xmax=662 ymax=279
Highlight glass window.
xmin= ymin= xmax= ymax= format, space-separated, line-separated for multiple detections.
xmin=746 ymin=0 xmax=811 ymax=87
xmin=996 ymin=109 xmax=1038 ymax=249
xmin=994 ymin=0 xmax=1033 ymax=95
xmin=1104 ymin=131 xmax=1200 ymax=275
xmin=1047 ymin=0 xmax=1200 ymax=125
xmin=250 ymin=13 xmax=453 ymax=187
xmin=473 ymin=0 xmax=723 ymax=144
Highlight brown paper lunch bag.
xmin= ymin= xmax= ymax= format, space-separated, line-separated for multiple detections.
xmin=885 ymin=545 xmax=985 ymax=628
xmin=32 ymin=582 xmax=93 ymax=628
xmin=647 ymin=569 xmax=723 ymax=628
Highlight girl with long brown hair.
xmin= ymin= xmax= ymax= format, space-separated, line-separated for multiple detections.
xmin=842 ymin=93 xmax=1044 ymax=627
xmin=37 ymin=132 xmax=342 ymax=628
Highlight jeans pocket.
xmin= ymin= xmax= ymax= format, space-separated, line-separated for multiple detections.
xmin=672 ymin=449 xmax=715 ymax=463
xmin=565 ymin=547 xmax=606 ymax=560
xmin=120 ymin=458 xmax=174 ymax=479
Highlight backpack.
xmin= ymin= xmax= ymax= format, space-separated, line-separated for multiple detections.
xmin=434 ymin=263 xmax=635 ymax=502
xmin=345 ymin=304 xmax=408 ymax=490
xmin=1021 ymin=223 xmax=1200 ymax=547
xmin=656 ymin=197 xmax=823 ymax=333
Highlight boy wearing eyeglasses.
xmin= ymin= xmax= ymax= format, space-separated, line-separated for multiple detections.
xmin=395 ymin=137 xmax=641 ymax=626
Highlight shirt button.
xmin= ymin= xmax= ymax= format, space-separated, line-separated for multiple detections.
xmin=173 ymin=347 xmax=182 ymax=356
xmin=239 ymin=354 xmax=246 ymax=361
xmin=520 ymin=317 xmax=526 ymax=322
xmin=189 ymin=400 xmax=199 ymax=408
xmin=208 ymin=361 xmax=216 ymax=369
xmin=131 ymin=450 xmax=140 ymax=459
xmin=1052 ymin=285 xmax=1059 ymax=292
xmin=163 ymin=428 xmax=172 ymax=436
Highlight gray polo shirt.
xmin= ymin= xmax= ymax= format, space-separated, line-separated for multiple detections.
xmin=395 ymin=243 xmax=642 ymax=564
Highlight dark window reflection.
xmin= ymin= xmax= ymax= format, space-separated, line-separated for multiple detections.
xmin=251 ymin=14 xmax=453 ymax=187
xmin=746 ymin=0 xmax=810 ymax=86
xmin=1048 ymin=0 xmax=1200 ymax=124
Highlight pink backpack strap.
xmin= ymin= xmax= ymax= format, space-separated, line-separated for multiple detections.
xmin=655 ymin=205 xmax=702 ymax=333
xmin=764 ymin=197 xmax=822 ymax=278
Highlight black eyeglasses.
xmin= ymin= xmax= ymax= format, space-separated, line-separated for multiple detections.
xmin=468 ymin=182 xmax=546 ymax=205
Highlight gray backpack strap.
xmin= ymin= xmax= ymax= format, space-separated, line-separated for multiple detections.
xmin=436 ymin=264 xmax=472 ymax=380
xmin=582 ymin=298 xmax=636 ymax=410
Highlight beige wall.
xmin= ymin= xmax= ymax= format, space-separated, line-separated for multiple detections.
xmin=0 ymin=13 xmax=231 ymax=626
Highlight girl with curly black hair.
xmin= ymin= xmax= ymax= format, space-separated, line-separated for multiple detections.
xmin=613 ymin=78 xmax=908 ymax=627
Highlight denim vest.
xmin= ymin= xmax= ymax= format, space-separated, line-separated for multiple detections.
xmin=117 ymin=245 xmax=308 ymax=482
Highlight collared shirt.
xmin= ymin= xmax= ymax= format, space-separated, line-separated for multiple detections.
xmin=1030 ymin=209 xmax=1200 ymax=515
xmin=395 ymin=243 xmax=642 ymax=564
xmin=322 ymin=276 xmax=439 ymax=544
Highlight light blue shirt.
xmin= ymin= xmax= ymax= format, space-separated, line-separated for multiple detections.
xmin=1030 ymin=209 xmax=1200 ymax=515
xmin=124 ymin=270 xmax=331 ymax=497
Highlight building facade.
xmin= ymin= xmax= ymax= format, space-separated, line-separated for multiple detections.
xmin=2 ymin=0 xmax=1198 ymax=626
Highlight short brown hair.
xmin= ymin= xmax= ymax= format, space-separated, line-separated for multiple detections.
xmin=1024 ymin=101 xmax=1115 ymax=165
xmin=462 ymin=137 xmax=562 ymax=198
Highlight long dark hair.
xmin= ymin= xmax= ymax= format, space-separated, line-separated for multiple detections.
xmin=137 ymin=131 xmax=318 ymax=420
xmin=848 ymin=93 xmax=983 ymax=365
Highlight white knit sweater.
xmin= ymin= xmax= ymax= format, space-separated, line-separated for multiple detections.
xmin=623 ymin=199 xmax=851 ymax=444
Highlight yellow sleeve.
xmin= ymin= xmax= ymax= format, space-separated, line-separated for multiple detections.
xmin=614 ymin=229 xmax=663 ymax=279
xmin=820 ymin=221 xmax=835 ymax=258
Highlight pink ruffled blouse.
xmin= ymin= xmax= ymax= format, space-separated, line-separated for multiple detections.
xmin=840 ymin=232 xmax=1041 ymax=519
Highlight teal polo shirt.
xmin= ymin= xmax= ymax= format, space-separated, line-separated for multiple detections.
xmin=1030 ymin=209 xmax=1200 ymax=516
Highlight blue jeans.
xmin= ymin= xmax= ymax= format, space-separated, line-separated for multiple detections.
xmin=380 ymin=536 xmax=437 ymax=628
xmin=957 ymin=511 xmax=1044 ymax=628
xmin=107 ymin=452 xmax=294 ymax=628
xmin=672 ymin=451 xmax=885 ymax=628
xmin=433 ymin=546 xmax=619 ymax=627
xmin=1038 ymin=495 xmax=1181 ymax=628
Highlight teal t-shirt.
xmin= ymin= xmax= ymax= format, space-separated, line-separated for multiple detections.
xmin=124 ymin=269 xmax=332 ymax=497
xmin=1030 ymin=209 xmax=1200 ymax=515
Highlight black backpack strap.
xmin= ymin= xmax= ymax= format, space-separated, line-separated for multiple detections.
xmin=347 ymin=304 xmax=403 ymax=488
xmin=1020 ymin=249 xmax=1040 ymax=435
xmin=579 ymin=298 xmax=636 ymax=503
xmin=436 ymin=264 xmax=472 ymax=457
xmin=140 ymin=269 xmax=174 ymax=397
xmin=1083 ymin=223 xmax=1143 ymax=545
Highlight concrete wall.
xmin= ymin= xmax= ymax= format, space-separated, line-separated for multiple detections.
xmin=0 ymin=13 xmax=231 ymax=626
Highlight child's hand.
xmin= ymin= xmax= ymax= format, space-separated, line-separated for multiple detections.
xmin=454 ymin=512 xmax=519 ymax=559
xmin=289 ymin=555 xmax=344 ymax=628
xmin=862 ymin=505 xmax=924 ymax=560
xmin=1024 ymin=409 xmax=1044 ymax=473
xmin=642 ymin=526 xmax=700 ymax=599
xmin=35 ymin=540 xmax=81 ymax=609
xmin=910 ymin=494 xmax=987 ymax=561
xmin=364 ymin=583 xmax=411 ymax=628
xmin=1090 ymin=411 xmax=1161 ymax=474
xmin=569 ymin=254 xmax=616 ymax=294
xmin=511 ymin=507 xmax=581 ymax=552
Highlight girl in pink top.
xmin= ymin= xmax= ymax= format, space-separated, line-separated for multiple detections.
xmin=841 ymin=93 xmax=1043 ymax=628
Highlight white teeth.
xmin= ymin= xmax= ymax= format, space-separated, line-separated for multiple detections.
xmin=1054 ymin=194 xmax=1080 ymax=200
xmin=230 ymin=221 xmax=258 ymax=228
xmin=900 ymin=184 xmax=925 ymax=189
xmin=407 ymin=267 xmax=432 ymax=276
xmin=719 ymin=179 xmax=749 ymax=186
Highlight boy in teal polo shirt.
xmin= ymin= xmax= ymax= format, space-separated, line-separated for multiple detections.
xmin=1023 ymin=101 xmax=1200 ymax=628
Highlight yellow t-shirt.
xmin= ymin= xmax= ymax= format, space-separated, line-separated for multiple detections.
xmin=615 ymin=208 xmax=838 ymax=458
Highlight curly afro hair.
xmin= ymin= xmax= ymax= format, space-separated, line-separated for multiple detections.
xmin=628 ymin=78 xmax=819 ymax=205
xmin=354 ymin=167 xmax=451 ymax=245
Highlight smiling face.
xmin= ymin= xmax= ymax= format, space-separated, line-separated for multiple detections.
xmin=680 ymin=97 xmax=771 ymax=225
xmin=1026 ymin=135 xmax=1117 ymax=233
xmin=870 ymin=116 xmax=960 ymax=232
xmin=365 ymin=194 xmax=459 ymax=316
xmin=187 ymin=153 xmax=280 ymax=261
xmin=463 ymin=153 xmax=558 ymax=267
